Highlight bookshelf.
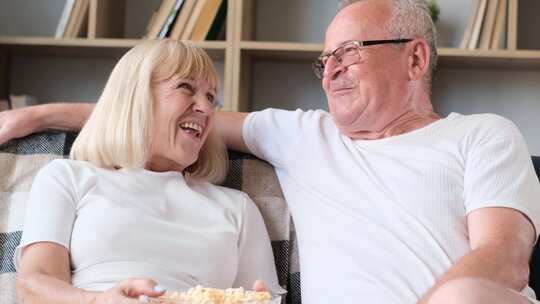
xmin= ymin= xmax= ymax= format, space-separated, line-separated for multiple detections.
xmin=0 ymin=37 xmax=227 ymax=58
xmin=239 ymin=42 xmax=540 ymax=68
xmin=0 ymin=0 xmax=539 ymax=111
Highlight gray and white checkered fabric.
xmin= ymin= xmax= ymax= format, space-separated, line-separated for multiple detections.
xmin=0 ymin=132 xmax=301 ymax=304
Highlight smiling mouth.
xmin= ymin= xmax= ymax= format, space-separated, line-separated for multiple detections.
xmin=178 ymin=122 xmax=204 ymax=139
xmin=332 ymin=87 xmax=356 ymax=94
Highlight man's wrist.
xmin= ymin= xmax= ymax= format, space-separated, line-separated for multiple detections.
xmin=30 ymin=104 xmax=53 ymax=132
xmin=31 ymin=102 xmax=92 ymax=132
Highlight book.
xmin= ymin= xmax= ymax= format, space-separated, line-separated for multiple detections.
xmin=55 ymin=0 xmax=77 ymax=38
xmin=64 ymin=0 xmax=90 ymax=38
xmin=459 ymin=0 xmax=480 ymax=49
xmin=181 ymin=0 xmax=208 ymax=40
xmin=169 ymin=0 xmax=197 ymax=40
xmin=88 ymin=0 xmax=126 ymax=39
xmin=507 ymin=0 xmax=518 ymax=50
xmin=467 ymin=0 xmax=488 ymax=49
xmin=490 ymin=0 xmax=507 ymax=50
xmin=205 ymin=0 xmax=227 ymax=40
xmin=145 ymin=12 xmax=158 ymax=38
xmin=158 ymin=0 xmax=185 ymax=38
xmin=64 ymin=0 xmax=82 ymax=38
xmin=72 ymin=0 xmax=90 ymax=38
xmin=478 ymin=0 xmax=499 ymax=50
xmin=146 ymin=0 xmax=177 ymax=39
xmin=190 ymin=0 xmax=224 ymax=41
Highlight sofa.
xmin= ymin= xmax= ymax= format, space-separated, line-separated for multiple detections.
xmin=1 ymin=131 xmax=539 ymax=303
xmin=0 ymin=131 xmax=300 ymax=304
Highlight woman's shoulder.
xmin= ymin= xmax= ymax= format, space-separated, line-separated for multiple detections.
xmin=44 ymin=158 xmax=99 ymax=172
xmin=37 ymin=159 xmax=102 ymax=184
xmin=192 ymin=180 xmax=249 ymax=200
xmin=190 ymin=180 xmax=253 ymax=209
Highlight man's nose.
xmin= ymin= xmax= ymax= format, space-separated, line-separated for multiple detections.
xmin=325 ymin=56 xmax=346 ymax=80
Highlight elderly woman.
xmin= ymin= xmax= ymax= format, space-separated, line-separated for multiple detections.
xmin=14 ymin=39 xmax=283 ymax=303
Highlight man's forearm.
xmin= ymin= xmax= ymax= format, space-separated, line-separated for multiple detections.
xmin=419 ymin=243 xmax=530 ymax=304
xmin=215 ymin=111 xmax=250 ymax=153
xmin=35 ymin=103 xmax=94 ymax=132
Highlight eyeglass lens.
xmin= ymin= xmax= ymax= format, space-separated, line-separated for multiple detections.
xmin=313 ymin=42 xmax=361 ymax=79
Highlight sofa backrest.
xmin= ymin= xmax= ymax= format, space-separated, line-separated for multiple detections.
xmin=0 ymin=132 xmax=301 ymax=304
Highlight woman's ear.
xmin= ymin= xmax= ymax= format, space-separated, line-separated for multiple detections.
xmin=407 ymin=38 xmax=430 ymax=81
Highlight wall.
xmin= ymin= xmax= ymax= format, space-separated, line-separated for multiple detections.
xmin=0 ymin=0 xmax=539 ymax=154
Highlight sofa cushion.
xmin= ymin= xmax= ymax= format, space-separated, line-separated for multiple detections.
xmin=529 ymin=156 xmax=540 ymax=294
xmin=0 ymin=132 xmax=74 ymax=304
xmin=0 ymin=132 xmax=301 ymax=304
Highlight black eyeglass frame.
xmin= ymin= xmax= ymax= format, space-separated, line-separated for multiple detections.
xmin=312 ymin=38 xmax=413 ymax=79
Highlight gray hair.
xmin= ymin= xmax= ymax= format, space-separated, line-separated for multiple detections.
xmin=338 ymin=0 xmax=438 ymax=84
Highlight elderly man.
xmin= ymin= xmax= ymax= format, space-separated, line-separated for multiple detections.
xmin=1 ymin=0 xmax=539 ymax=303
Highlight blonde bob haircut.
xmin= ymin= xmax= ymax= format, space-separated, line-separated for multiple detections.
xmin=70 ymin=39 xmax=228 ymax=184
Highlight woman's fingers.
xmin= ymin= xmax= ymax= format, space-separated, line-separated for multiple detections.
xmin=252 ymin=280 xmax=266 ymax=292
xmin=116 ymin=278 xmax=166 ymax=298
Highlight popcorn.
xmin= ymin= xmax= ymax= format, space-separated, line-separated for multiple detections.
xmin=151 ymin=285 xmax=277 ymax=304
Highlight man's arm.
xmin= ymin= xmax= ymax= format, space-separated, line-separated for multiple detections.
xmin=215 ymin=111 xmax=250 ymax=153
xmin=0 ymin=103 xmax=94 ymax=145
xmin=0 ymin=105 xmax=253 ymax=154
xmin=419 ymin=207 xmax=535 ymax=303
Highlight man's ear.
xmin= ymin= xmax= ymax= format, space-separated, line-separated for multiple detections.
xmin=407 ymin=38 xmax=430 ymax=81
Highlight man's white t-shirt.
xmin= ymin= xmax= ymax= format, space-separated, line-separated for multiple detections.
xmin=243 ymin=109 xmax=540 ymax=304
xmin=15 ymin=159 xmax=283 ymax=293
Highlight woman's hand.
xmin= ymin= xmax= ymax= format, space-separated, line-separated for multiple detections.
xmin=252 ymin=280 xmax=266 ymax=292
xmin=91 ymin=278 xmax=166 ymax=304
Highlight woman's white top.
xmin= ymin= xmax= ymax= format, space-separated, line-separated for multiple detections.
xmin=15 ymin=159 xmax=283 ymax=293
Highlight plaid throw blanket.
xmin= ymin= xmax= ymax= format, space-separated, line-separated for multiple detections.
xmin=0 ymin=132 xmax=301 ymax=304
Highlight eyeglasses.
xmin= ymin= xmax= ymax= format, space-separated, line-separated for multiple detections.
xmin=312 ymin=38 xmax=413 ymax=79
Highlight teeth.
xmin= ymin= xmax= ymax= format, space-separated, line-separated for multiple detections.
xmin=179 ymin=122 xmax=203 ymax=133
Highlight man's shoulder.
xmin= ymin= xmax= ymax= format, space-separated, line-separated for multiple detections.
xmin=450 ymin=112 xmax=521 ymax=138
xmin=254 ymin=108 xmax=330 ymax=120
xmin=249 ymin=108 xmax=334 ymax=134
xmin=452 ymin=112 xmax=513 ymax=125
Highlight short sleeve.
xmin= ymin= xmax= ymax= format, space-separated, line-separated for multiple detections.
xmin=464 ymin=127 xmax=540 ymax=238
xmin=233 ymin=194 xmax=286 ymax=294
xmin=243 ymin=108 xmax=307 ymax=168
xmin=14 ymin=160 xmax=78 ymax=270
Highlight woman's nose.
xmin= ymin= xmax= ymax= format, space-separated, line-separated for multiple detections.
xmin=192 ymin=96 xmax=214 ymax=114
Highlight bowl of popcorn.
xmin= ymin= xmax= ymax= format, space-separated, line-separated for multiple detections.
xmin=147 ymin=285 xmax=282 ymax=304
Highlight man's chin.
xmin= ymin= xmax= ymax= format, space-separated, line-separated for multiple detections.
xmin=330 ymin=108 xmax=357 ymax=126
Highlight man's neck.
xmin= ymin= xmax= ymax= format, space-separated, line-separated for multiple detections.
xmin=347 ymin=110 xmax=441 ymax=140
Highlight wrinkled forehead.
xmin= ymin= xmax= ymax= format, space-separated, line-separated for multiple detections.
xmin=324 ymin=1 xmax=391 ymax=52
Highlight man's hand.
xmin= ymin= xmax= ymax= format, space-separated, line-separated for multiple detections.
xmin=0 ymin=107 xmax=41 ymax=145
xmin=0 ymin=103 xmax=94 ymax=146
